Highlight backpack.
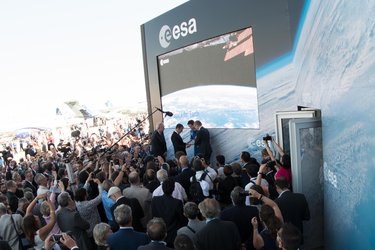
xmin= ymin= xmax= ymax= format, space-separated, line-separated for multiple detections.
xmin=189 ymin=172 xmax=207 ymax=204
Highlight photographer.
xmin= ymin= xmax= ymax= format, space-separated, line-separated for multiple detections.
xmin=23 ymin=193 xmax=57 ymax=250
xmin=263 ymin=136 xmax=292 ymax=188
xmin=256 ymin=162 xmax=278 ymax=200
xmin=249 ymin=188 xmax=284 ymax=250
xmin=44 ymin=233 xmax=79 ymax=250
xmin=190 ymin=157 xmax=217 ymax=198
xmin=220 ymin=186 xmax=261 ymax=250
xmin=75 ymin=172 xmax=103 ymax=246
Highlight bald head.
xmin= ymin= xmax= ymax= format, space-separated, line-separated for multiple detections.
xmin=128 ymin=171 xmax=140 ymax=185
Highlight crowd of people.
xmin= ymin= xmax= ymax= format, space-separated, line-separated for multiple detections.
xmin=0 ymin=117 xmax=310 ymax=250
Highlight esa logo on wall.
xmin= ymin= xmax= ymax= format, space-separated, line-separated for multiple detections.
xmin=159 ymin=18 xmax=197 ymax=48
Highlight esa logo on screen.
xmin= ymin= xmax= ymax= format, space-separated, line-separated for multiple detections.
xmin=159 ymin=18 xmax=197 ymax=48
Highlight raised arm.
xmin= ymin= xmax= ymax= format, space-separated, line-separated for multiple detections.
xmin=255 ymin=164 xmax=267 ymax=186
xmin=26 ymin=193 xmax=47 ymax=216
xmin=249 ymin=189 xmax=284 ymax=224
xmin=38 ymin=201 xmax=56 ymax=241
xmin=263 ymin=140 xmax=276 ymax=162
xmin=113 ymin=163 xmax=127 ymax=187
xmin=271 ymin=138 xmax=285 ymax=157
xmin=251 ymin=217 xmax=264 ymax=250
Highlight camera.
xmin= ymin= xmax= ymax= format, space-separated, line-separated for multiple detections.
xmin=266 ymin=160 xmax=276 ymax=168
xmin=52 ymin=234 xmax=62 ymax=242
xmin=263 ymin=134 xmax=272 ymax=141
xmin=239 ymin=191 xmax=250 ymax=197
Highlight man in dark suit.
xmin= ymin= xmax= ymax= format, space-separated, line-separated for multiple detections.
xmin=274 ymin=178 xmax=310 ymax=236
xmin=196 ymin=198 xmax=241 ymax=250
xmin=173 ymin=155 xmax=195 ymax=198
xmin=138 ymin=218 xmax=173 ymax=250
xmin=5 ymin=180 xmax=19 ymax=213
xmin=220 ymin=186 xmax=261 ymax=250
xmin=56 ymin=192 xmax=91 ymax=250
xmin=240 ymin=151 xmax=260 ymax=188
xmin=151 ymin=178 xmax=187 ymax=247
xmin=151 ymin=122 xmax=167 ymax=160
xmin=194 ymin=120 xmax=212 ymax=163
xmin=23 ymin=169 xmax=37 ymax=196
xmin=108 ymin=204 xmax=150 ymax=250
xmin=108 ymin=186 xmax=144 ymax=232
xmin=171 ymin=123 xmax=187 ymax=155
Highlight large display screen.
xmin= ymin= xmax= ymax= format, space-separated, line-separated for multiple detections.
xmin=157 ymin=27 xmax=259 ymax=128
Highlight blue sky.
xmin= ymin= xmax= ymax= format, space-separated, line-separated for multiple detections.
xmin=0 ymin=0 xmax=188 ymax=131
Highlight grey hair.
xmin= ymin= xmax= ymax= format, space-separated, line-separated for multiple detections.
xmin=34 ymin=173 xmax=46 ymax=185
xmin=57 ymin=192 xmax=71 ymax=208
xmin=93 ymin=223 xmax=111 ymax=246
xmin=183 ymin=202 xmax=200 ymax=219
xmin=147 ymin=217 xmax=167 ymax=241
xmin=198 ymin=198 xmax=221 ymax=219
xmin=40 ymin=201 xmax=50 ymax=216
xmin=156 ymin=169 xmax=168 ymax=183
xmin=156 ymin=122 xmax=164 ymax=130
xmin=18 ymin=197 xmax=29 ymax=209
xmin=24 ymin=191 xmax=34 ymax=202
xmin=0 ymin=203 xmax=7 ymax=214
xmin=114 ymin=204 xmax=132 ymax=226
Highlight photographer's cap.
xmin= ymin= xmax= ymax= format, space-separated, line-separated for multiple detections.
xmin=107 ymin=186 xmax=121 ymax=198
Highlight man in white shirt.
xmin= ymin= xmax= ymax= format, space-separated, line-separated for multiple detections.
xmin=190 ymin=157 xmax=217 ymax=196
xmin=153 ymin=169 xmax=187 ymax=202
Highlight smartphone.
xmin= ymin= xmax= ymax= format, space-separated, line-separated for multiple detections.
xmin=52 ymin=234 xmax=62 ymax=242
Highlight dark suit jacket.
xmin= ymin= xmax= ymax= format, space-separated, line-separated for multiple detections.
xmin=151 ymin=131 xmax=167 ymax=158
xmin=111 ymin=196 xmax=145 ymax=232
xmin=217 ymin=176 xmax=238 ymax=205
xmin=220 ymin=205 xmax=261 ymax=250
xmin=275 ymin=190 xmax=310 ymax=233
xmin=171 ymin=131 xmax=186 ymax=154
xmin=57 ymin=207 xmax=90 ymax=250
xmin=6 ymin=192 xmax=18 ymax=214
xmin=108 ymin=228 xmax=150 ymax=250
xmin=138 ymin=241 xmax=173 ymax=250
xmin=196 ymin=218 xmax=241 ymax=250
xmin=173 ymin=167 xmax=195 ymax=199
xmin=23 ymin=180 xmax=37 ymax=195
xmin=264 ymin=171 xmax=278 ymax=200
xmin=195 ymin=127 xmax=212 ymax=162
xmin=151 ymin=195 xmax=187 ymax=247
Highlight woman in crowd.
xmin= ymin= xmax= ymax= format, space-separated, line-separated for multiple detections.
xmin=263 ymin=138 xmax=292 ymax=187
xmin=93 ymin=223 xmax=112 ymax=250
xmin=250 ymin=188 xmax=284 ymax=250
xmin=75 ymin=174 xmax=103 ymax=245
xmin=22 ymin=193 xmax=58 ymax=250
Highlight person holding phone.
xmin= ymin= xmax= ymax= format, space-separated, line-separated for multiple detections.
xmin=44 ymin=233 xmax=79 ymax=250
xmin=23 ymin=193 xmax=57 ymax=250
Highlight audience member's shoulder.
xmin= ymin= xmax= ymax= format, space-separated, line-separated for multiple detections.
xmin=12 ymin=213 xmax=23 ymax=220
xmin=221 ymin=218 xmax=237 ymax=227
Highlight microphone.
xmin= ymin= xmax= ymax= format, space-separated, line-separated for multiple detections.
xmin=155 ymin=107 xmax=173 ymax=117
